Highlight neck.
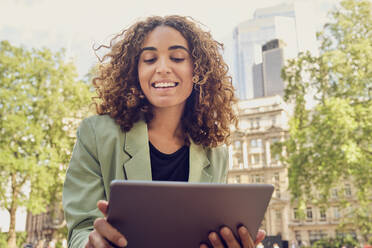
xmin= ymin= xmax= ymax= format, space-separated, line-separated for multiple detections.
xmin=148 ymin=106 xmax=185 ymax=140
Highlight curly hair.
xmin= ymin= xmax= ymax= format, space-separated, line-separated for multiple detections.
xmin=92 ymin=15 xmax=237 ymax=147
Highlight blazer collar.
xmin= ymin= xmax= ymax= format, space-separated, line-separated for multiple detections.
xmin=188 ymin=138 xmax=212 ymax=182
xmin=122 ymin=120 xmax=212 ymax=182
xmin=123 ymin=120 xmax=152 ymax=181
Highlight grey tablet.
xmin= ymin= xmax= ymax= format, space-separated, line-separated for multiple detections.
xmin=107 ymin=180 xmax=274 ymax=248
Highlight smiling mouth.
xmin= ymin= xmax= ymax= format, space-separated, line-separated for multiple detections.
xmin=152 ymin=82 xmax=179 ymax=88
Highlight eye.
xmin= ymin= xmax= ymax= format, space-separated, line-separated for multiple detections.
xmin=171 ymin=57 xmax=185 ymax=62
xmin=143 ymin=58 xmax=156 ymax=63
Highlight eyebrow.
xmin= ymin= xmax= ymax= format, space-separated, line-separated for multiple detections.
xmin=140 ymin=45 xmax=190 ymax=54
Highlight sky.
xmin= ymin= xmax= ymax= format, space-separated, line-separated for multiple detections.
xmin=0 ymin=0 xmax=340 ymax=79
xmin=0 ymin=0 xmax=340 ymax=232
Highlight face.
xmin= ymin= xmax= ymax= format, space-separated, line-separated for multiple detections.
xmin=138 ymin=25 xmax=194 ymax=111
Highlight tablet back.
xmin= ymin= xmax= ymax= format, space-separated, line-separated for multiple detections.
xmin=107 ymin=180 xmax=274 ymax=248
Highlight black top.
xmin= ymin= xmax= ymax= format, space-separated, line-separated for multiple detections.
xmin=150 ymin=142 xmax=190 ymax=181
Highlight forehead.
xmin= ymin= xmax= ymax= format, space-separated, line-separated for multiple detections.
xmin=142 ymin=25 xmax=189 ymax=49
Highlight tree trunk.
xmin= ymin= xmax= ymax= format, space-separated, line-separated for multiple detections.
xmin=7 ymin=173 xmax=18 ymax=248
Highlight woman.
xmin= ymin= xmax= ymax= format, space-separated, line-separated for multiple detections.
xmin=63 ymin=15 xmax=265 ymax=247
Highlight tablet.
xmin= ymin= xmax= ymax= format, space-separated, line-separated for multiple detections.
xmin=107 ymin=180 xmax=274 ymax=248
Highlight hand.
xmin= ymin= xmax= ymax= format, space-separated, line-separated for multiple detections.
xmin=200 ymin=226 xmax=265 ymax=248
xmin=85 ymin=200 xmax=128 ymax=248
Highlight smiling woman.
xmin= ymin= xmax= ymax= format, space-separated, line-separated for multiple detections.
xmin=62 ymin=15 xmax=265 ymax=248
xmin=91 ymin=15 xmax=237 ymax=147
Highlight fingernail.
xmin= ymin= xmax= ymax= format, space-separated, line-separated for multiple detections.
xmin=236 ymin=223 xmax=244 ymax=229
xmin=118 ymin=237 xmax=127 ymax=247
xmin=258 ymin=230 xmax=266 ymax=238
xmin=209 ymin=232 xmax=218 ymax=241
xmin=221 ymin=227 xmax=230 ymax=236
xmin=239 ymin=226 xmax=247 ymax=234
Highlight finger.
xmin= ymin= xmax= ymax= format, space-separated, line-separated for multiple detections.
xmin=200 ymin=243 xmax=210 ymax=248
xmin=88 ymin=229 xmax=110 ymax=248
xmin=208 ymin=232 xmax=225 ymax=248
xmin=84 ymin=242 xmax=92 ymax=248
xmin=94 ymin=218 xmax=127 ymax=247
xmin=97 ymin=200 xmax=109 ymax=217
xmin=254 ymin=230 xmax=266 ymax=245
xmin=238 ymin=226 xmax=255 ymax=248
xmin=220 ymin=227 xmax=241 ymax=248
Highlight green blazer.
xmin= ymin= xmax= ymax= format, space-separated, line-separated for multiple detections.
xmin=62 ymin=115 xmax=228 ymax=247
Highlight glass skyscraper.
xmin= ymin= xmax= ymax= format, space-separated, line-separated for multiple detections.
xmin=232 ymin=1 xmax=318 ymax=99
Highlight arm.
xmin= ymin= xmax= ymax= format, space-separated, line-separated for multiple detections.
xmin=63 ymin=117 xmax=105 ymax=247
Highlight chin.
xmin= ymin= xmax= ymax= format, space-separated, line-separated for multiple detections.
xmin=150 ymin=100 xmax=186 ymax=110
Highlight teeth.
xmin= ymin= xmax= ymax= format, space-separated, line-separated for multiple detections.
xmin=154 ymin=82 xmax=177 ymax=88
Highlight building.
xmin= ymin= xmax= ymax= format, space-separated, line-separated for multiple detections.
xmin=25 ymin=206 xmax=66 ymax=248
xmin=227 ymin=96 xmax=361 ymax=246
xmin=253 ymin=39 xmax=286 ymax=98
xmin=232 ymin=1 xmax=318 ymax=99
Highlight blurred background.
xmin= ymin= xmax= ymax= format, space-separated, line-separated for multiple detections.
xmin=0 ymin=0 xmax=371 ymax=247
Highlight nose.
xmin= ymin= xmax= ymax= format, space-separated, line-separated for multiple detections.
xmin=155 ymin=57 xmax=171 ymax=74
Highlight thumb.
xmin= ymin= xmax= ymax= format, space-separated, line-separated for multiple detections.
xmin=97 ymin=200 xmax=109 ymax=217
xmin=255 ymin=229 xmax=266 ymax=245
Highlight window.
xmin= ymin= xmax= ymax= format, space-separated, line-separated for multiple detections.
xmin=275 ymin=209 xmax=282 ymax=221
xmin=345 ymin=184 xmax=352 ymax=197
xmin=251 ymin=154 xmax=261 ymax=164
xmin=295 ymin=231 xmax=301 ymax=243
xmin=252 ymin=174 xmax=264 ymax=183
xmin=271 ymin=137 xmax=279 ymax=144
xmin=251 ymin=139 xmax=262 ymax=148
xmin=250 ymin=139 xmax=257 ymax=147
xmin=293 ymin=208 xmax=299 ymax=221
xmin=255 ymin=118 xmax=260 ymax=128
xmin=333 ymin=207 xmax=340 ymax=219
xmin=274 ymin=172 xmax=280 ymax=183
xmin=234 ymin=140 xmax=241 ymax=149
xmin=233 ymin=175 xmax=241 ymax=184
xmin=306 ymin=207 xmax=313 ymax=222
xmin=320 ymin=208 xmax=326 ymax=221
xmin=275 ymin=188 xmax=281 ymax=198
xmin=309 ymin=230 xmax=327 ymax=244
xmin=251 ymin=118 xmax=260 ymax=129
xmin=331 ymin=188 xmax=338 ymax=199
xmin=271 ymin=115 xmax=276 ymax=126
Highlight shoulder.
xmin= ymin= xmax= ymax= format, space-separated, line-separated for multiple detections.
xmin=77 ymin=115 xmax=125 ymax=138
xmin=80 ymin=114 xmax=119 ymax=130
xmin=205 ymin=145 xmax=228 ymax=160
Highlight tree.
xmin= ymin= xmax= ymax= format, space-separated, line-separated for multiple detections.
xmin=0 ymin=40 xmax=92 ymax=248
xmin=276 ymin=0 xmax=372 ymax=244
xmin=311 ymin=234 xmax=359 ymax=248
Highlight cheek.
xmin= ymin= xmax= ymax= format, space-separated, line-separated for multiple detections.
xmin=138 ymin=65 xmax=150 ymax=90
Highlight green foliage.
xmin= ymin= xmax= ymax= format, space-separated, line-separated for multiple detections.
xmin=0 ymin=232 xmax=7 ymax=247
xmin=311 ymin=235 xmax=359 ymax=248
xmin=0 ymin=40 xmax=92 ymax=246
xmin=278 ymin=0 xmax=372 ymax=243
xmin=16 ymin=232 xmax=27 ymax=248
xmin=0 ymin=232 xmax=27 ymax=248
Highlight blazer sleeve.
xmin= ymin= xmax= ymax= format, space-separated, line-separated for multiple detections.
xmin=62 ymin=117 xmax=106 ymax=248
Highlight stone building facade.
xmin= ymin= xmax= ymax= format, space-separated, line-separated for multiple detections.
xmin=227 ymin=95 xmax=360 ymax=247
xmin=25 ymin=206 xmax=66 ymax=248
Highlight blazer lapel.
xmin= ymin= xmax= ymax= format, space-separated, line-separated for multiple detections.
xmin=123 ymin=120 xmax=152 ymax=181
xmin=188 ymin=140 xmax=212 ymax=183
xmin=122 ymin=121 xmax=212 ymax=182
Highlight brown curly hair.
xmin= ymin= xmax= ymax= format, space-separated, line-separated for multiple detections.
xmin=92 ymin=15 xmax=237 ymax=147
